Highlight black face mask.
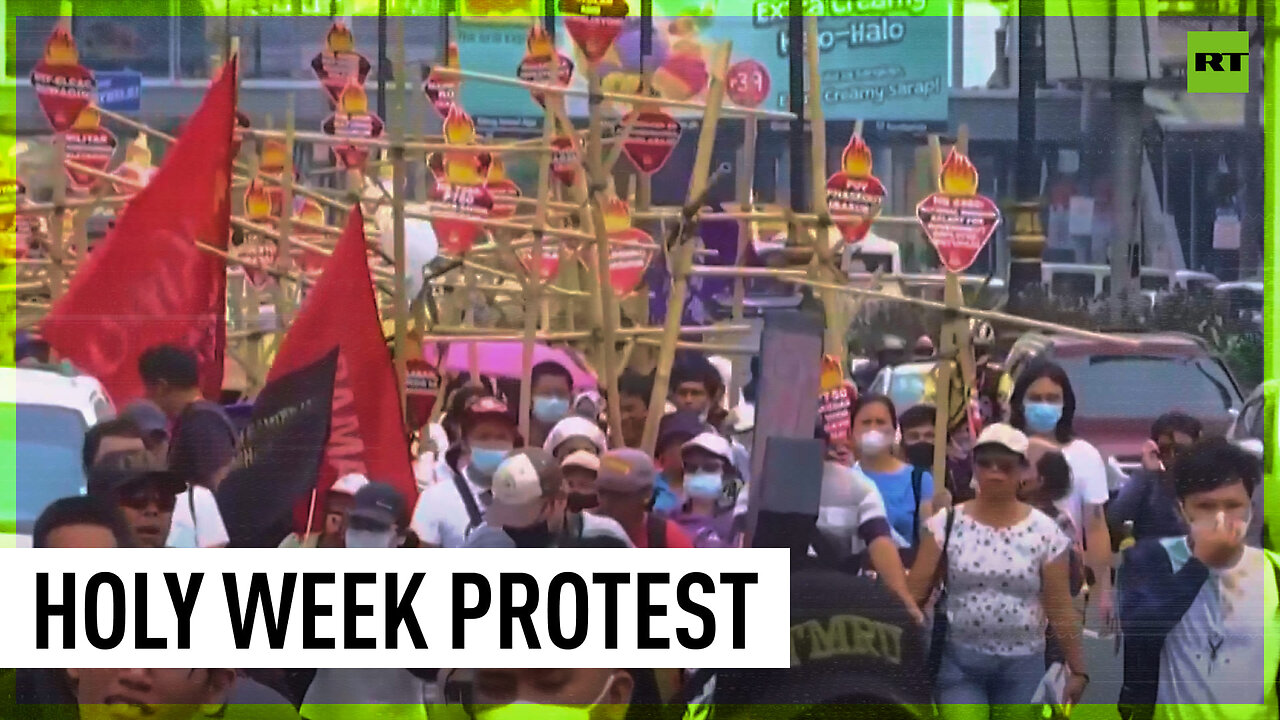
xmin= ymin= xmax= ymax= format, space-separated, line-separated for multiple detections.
xmin=904 ymin=442 xmax=935 ymax=469
xmin=567 ymin=492 xmax=598 ymax=513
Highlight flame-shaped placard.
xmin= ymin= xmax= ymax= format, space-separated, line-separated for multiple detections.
xmin=484 ymin=155 xmax=521 ymax=219
xmin=289 ymin=196 xmax=329 ymax=276
xmin=322 ymin=79 xmax=385 ymax=171
xmin=423 ymin=43 xmax=462 ymax=120
xmin=64 ymin=106 xmax=118 ymax=192
xmin=915 ymin=148 xmax=1001 ymax=274
xmin=818 ymin=354 xmax=853 ymax=440
xmin=311 ymin=22 xmax=371 ymax=106
xmin=550 ymin=135 xmax=580 ymax=186
xmin=429 ymin=106 xmax=493 ymax=256
xmin=243 ymin=180 xmax=275 ymax=223
xmin=113 ymin=133 xmax=156 ymax=194
xmin=825 ymin=133 xmax=886 ymax=243
xmin=31 ymin=25 xmax=96 ymax=133
xmin=587 ymin=196 xmax=657 ymax=297
xmin=564 ymin=15 xmax=626 ymax=64
xmin=235 ymin=238 xmax=278 ymax=289
xmin=517 ymin=25 xmax=575 ymax=108
xmin=619 ymin=109 xmax=681 ymax=175
xmin=516 ymin=244 xmax=563 ymax=283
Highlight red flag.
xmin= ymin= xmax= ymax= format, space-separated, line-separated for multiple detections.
xmin=270 ymin=205 xmax=415 ymax=531
xmin=41 ymin=58 xmax=236 ymax=405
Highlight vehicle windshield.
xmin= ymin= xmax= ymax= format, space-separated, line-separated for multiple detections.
xmin=1140 ymin=275 xmax=1170 ymax=291
xmin=3 ymin=404 xmax=88 ymax=536
xmin=1058 ymin=355 xmax=1238 ymax=419
xmin=1051 ymin=273 xmax=1096 ymax=300
xmin=1217 ymin=288 xmax=1262 ymax=313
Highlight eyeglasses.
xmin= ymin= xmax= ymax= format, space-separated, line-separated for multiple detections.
xmin=118 ymin=488 xmax=178 ymax=512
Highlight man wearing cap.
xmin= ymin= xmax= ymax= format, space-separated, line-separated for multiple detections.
xmin=279 ymin=472 xmax=370 ymax=548
xmin=595 ymin=449 xmax=696 ymax=549
xmin=464 ymin=448 xmax=631 ymax=548
xmin=670 ymin=433 xmax=741 ymax=548
xmin=651 ymin=410 xmax=708 ymax=514
xmin=121 ymin=398 xmax=232 ymax=550
xmin=412 ymin=397 xmax=519 ymax=548
xmin=344 ymin=482 xmax=412 ymax=549
xmin=562 ymin=450 xmax=601 ymax=512
xmin=543 ymin=415 xmax=607 ymax=461
xmin=87 ymin=450 xmax=188 ymax=548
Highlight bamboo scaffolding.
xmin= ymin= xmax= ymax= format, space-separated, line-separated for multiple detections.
xmin=519 ymin=100 xmax=558 ymax=443
xmin=640 ymin=41 xmax=734 ymax=455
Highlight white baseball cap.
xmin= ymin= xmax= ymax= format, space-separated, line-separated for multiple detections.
xmin=487 ymin=449 xmax=562 ymax=528
xmin=973 ymin=423 xmax=1030 ymax=458
xmin=543 ymin=416 xmax=607 ymax=457
xmin=331 ymin=472 xmax=371 ymax=496
xmin=681 ymin=432 xmax=734 ymax=467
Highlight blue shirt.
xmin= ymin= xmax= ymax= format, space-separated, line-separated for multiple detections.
xmin=652 ymin=472 xmax=681 ymax=514
xmin=858 ymin=463 xmax=932 ymax=547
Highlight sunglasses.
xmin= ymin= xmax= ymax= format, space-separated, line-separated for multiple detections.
xmin=118 ymin=488 xmax=179 ymax=512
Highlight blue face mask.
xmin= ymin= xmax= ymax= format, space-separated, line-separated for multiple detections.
xmin=532 ymin=395 xmax=570 ymax=424
xmin=469 ymin=445 xmax=510 ymax=477
xmin=685 ymin=472 xmax=724 ymax=500
xmin=1024 ymin=402 xmax=1064 ymax=434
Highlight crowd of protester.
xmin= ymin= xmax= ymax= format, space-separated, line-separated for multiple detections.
xmin=8 ymin=339 xmax=1276 ymax=720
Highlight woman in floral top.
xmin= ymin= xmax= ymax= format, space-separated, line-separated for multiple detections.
xmin=909 ymin=424 xmax=1088 ymax=720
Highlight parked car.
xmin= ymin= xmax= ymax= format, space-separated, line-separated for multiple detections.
xmin=1228 ymin=380 xmax=1272 ymax=460
xmin=1003 ymin=331 xmax=1244 ymax=492
xmin=1213 ymin=280 xmax=1263 ymax=329
xmin=0 ymin=364 xmax=115 ymax=547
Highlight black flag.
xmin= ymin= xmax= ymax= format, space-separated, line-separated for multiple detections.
xmin=218 ymin=348 xmax=339 ymax=548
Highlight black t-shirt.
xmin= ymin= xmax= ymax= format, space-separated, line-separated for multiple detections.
xmin=169 ymin=400 xmax=238 ymax=486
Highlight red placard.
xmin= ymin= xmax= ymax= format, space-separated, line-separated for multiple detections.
xmin=311 ymin=22 xmax=371 ymax=105
xmin=619 ymin=109 xmax=681 ymax=175
xmin=517 ymin=26 xmax=575 ymax=108
xmin=485 ymin=157 xmax=522 ymax=220
xmin=591 ymin=197 xmax=656 ymax=297
xmin=31 ymin=27 xmax=96 ymax=134
xmin=915 ymin=149 xmax=1001 ymax=274
xmin=423 ymin=44 xmax=462 ymax=120
xmin=516 ymin=244 xmax=563 ymax=282
xmin=430 ymin=182 xmax=493 ymax=256
xmin=64 ymin=110 xmax=118 ymax=192
xmin=726 ymin=59 xmax=771 ymax=109
xmin=825 ymin=134 xmax=885 ymax=243
xmin=564 ymin=16 xmax=625 ymax=63
xmin=550 ymin=135 xmax=580 ymax=186
xmin=322 ymin=81 xmax=385 ymax=171
xmin=236 ymin=240 xmax=278 ymax=289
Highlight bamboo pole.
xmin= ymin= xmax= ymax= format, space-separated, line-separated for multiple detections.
xmin=640 ymin=41 xmax=733 ymax=455
xmin=519 ymin=101 xmax=557 ymax=443
xmin=585 ymin=62 xmax=626 ymax=447
xmin=48 ymin=134 xmax=68 ymax=299
xmin=274 ymin=94 xmax=297 ymax=326
xmin=392 ymin=19 xmax=411 ymax=421
xmin=430 ymin=66 xmax=796 ymax=121
xmin=729 ymin=117 xmax=758 ymax=408
xmin=240 ymin=127 xmax=555 ymax=156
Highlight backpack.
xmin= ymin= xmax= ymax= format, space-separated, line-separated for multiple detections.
xmin=910 ymin=465 xmax=925 ymax=546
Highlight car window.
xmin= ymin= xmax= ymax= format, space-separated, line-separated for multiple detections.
xmin=1058 ymin=355 xmax=1238 ymax=419
xmin=847 ymin=252 xmax=895 ymax=274
xmin=1051 ymin=273 xmax=1096 ymax=299
xmin=8 ymin=404 xmax=88 ymax=536
xmin=1140 ymin=275 xmax=1170 ymax=291
xmin=1242 ymin=396 xmax=1265 ymax=440
xmin=869 ymin=370 xmax=890 ymax=397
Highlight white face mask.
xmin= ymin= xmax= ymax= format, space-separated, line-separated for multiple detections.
xmin=345 ymin=529 xmax=398 ymax=549
xmin=858 ymin=429 xmax=892 ymax=456
xmin=474 ymin=673 xmax=617 ymax=720
xmin=1183 ymin=507 xmax=1252 ymax=543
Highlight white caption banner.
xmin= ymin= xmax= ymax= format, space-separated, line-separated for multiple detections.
xmin=0 ymin=548 xmax=790 ymax=669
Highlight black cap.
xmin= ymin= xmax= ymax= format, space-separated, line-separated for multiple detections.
xmin=347 ymin=482 xmax=408 ymax=530
xmin=656 ymin=410 xmax=707 ymax=455
xmin=88 ymin=450 xmax=186 ymax=498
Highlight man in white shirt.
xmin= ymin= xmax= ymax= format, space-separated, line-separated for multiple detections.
xmin=411 ymin=397 xmax=518 ymax=548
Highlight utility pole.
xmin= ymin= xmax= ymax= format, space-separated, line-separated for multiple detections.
xmin=1108 ymin=82 xmax=1144 ymax=323
xmin=1007 ymin=0 xmax=1046 ymax=313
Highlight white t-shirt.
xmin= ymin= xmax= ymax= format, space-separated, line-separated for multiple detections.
xmin=1053 ymin=439 xmax=1110 ymax=544
xmin=816 ymin=461 xmax=890 ymax=555
xmin=1155 ymin=540 xmax=1280 ymax=719
xmin=410 ymin=467 xmax=487 ymax=548
xmin=166 ymin=485 xmax=230 ymax=548
xmin=926 ymin=505 xmax=1071 ymax=656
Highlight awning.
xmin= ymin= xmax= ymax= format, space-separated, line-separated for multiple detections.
xmin=1146 ymin=88 xmax=1262 ymax=132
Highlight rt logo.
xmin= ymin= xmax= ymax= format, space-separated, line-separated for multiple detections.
xmin=1187 ymin=31 xmax=1249 ymax=93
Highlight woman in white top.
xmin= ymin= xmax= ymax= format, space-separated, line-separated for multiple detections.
xmin=909 ymin=424 xmax=1087 ymax=720
xmin=1007 ymin=358 xmax=1115 ymax=631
